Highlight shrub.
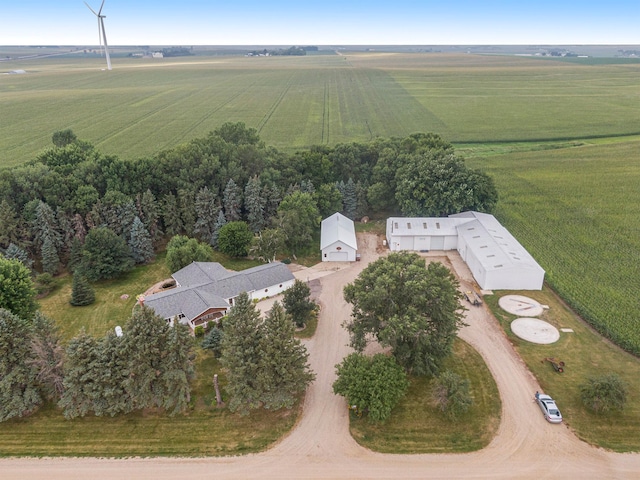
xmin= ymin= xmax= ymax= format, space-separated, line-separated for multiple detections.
xmin=580 ymin=374 xmax=628 ymax=414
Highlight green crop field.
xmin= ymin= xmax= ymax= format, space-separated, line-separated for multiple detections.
xmin=466 ymin=140 xmax=640 ymax=354
xmin=2 ymin=52 xmax=640 ymax=167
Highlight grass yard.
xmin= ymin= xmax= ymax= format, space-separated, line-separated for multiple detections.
xmin=0 ymin=350 xmax=299 ymax=457
xmin=466 ymin=140 xmax=640 ymax=355
xmin=350 ymin=338 xmax=500 ymax=453
xmin=484 ymin=288 xmax=640 ymax=452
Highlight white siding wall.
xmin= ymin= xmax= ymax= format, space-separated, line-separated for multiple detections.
xmin=249 ymin=278 xmax=296 ymax=301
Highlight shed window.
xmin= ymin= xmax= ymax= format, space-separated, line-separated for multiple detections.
xmin=407 ymin=223 xmax=411 ymax=229
xmin=436 ymin=222 xmax=440 ymax=229
xmin=394 ymin=222 xmax=398 ymax=229
xmin=423 ymin=222 xmax=428 ymax=229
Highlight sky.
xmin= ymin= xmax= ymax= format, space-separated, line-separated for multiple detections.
xmin=1 ymin=0 xmax=639 ymax=46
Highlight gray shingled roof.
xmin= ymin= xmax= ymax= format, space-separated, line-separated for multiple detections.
xmin=144 ymin=261 xmax=294 ymax=322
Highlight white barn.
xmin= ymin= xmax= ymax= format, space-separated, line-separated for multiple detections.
xmin=321 ymin=212 xmax=358 ymax=262
xmin=386 ymin=212 xmax=545 ymax=290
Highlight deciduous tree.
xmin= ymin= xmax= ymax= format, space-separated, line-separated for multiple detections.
xmin=217 ymin=221 xmax=253 ymax=258
xmin=80 ymin=226 xmax=134 ymax=281
xmin=283 ymin=279 xmax=316 ymax=328
xmin=432 ymin=370 xmax=473 ymax=420
xmin=165 ymin=235 xmax=213 ymax=273
xmin=333 ymin=353 xmax=408 ymax=422
xmin=0 ymin=257 xmax=38 ymax=320
xmin=343 ymin=252 xmax=465 ymax=376
xmin=580 ymin=374 xmax=628 ymax=414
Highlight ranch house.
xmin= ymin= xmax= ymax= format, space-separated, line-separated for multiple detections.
xmin=386 ymin=211 xmax=545 ymax=290
xmin=142 ymin=261 xmax=295 ymax=329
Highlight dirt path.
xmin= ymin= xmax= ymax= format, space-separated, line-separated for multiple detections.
xmin=3 ymin=233 xmax=639 ymax=479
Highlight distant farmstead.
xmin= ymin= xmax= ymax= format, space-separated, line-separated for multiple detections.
xmin=320 ymin=212 xmax=358 ymax=262
xmin=386 ymin=211 xmax=545 ymax=290
xmin=143 ymin=261 xmax=295 ymax=329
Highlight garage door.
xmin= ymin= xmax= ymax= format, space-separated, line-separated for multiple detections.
xmin=328 ymin=251 xmax=349 ymax=261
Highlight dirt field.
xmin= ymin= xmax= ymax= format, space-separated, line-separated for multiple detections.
xmin=3 ymin=233 xmax=639 ymax=479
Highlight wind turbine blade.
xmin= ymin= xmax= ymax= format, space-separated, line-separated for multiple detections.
xmin=98 ymin=0 xmax=106 ymax=16
xmin=84 ymin=1 xmax=98 ymax=16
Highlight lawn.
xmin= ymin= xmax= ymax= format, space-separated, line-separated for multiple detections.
xmin=350 ymin=338 xmax=500 ymax=453
xmin=485 ymin=288 xmax=640 ymax=452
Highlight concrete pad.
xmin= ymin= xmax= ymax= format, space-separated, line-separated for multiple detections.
xmin=499 ymin=294 xmax=544 ymax=317
xmin=511 ymin=318 xmax=560 ymax=344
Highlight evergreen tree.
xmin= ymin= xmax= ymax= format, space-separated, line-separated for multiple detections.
xmin=202 ymin=326 xmax=224 ymax=358
xmin=68 ymin=237 xmax=84 ymax=273
xmin=0 ymin=200 xmax=21 ymax=249
xmin=0 ymin=308 xmax=42 ymax=422
xmin=137 ymin=189 xmax=162 ymax=246
xmin=59 ymin=331 xmax=102 ymax=418
xmin=177 ymin=188 xmax=196 ymax=237
xmin=220 ymin=292 xmax=264 ymax=414
xmin=70 ymin=273 xmax=95 ymax=306
xmin=223 ymin=178 xmax=242 ymax=222
xmin=257 ymin=302 xmax=314 ymax=410
xmin=263 ymin=183 xmax=282 ymax=225
xmin=56 ymin=206 xmax=75 ymax=261
xmin=244 ymin=176 xmax=266 ymax=233
xmin=27 ymin=312 xmax=65 ymax=402
xmin=162 ymin=193 xmax=183 ymax=236
xmin=120 ymin=306 xmax=171 ymax=412
xmin=161 ymin=320 xmax=195 ymax=415
xmin=128 ymin=216 xmax=154 ymax=264
xmin=283 ymin=279 xmax=317 ymax=328
xmin=193 ymin=186 xmax=219 ymax=242
xmin=300 ymin=179 xmax=315 ymax=194
xmin=72 ymin=213 xmax=87 ymax=243
xmin=4 ymin=243 xmax=33 ymax=270
xmin=96 ymin=332 xmax=129 ymax=416
xmin=41 ymin=234 xmax=60 ymax=275
xmin=210 ymin=210 xmax=227 ymax=248
xmin=32 ymin=201 xmax=62 ymax=251
xmin=342 ymin=177 xmax=357 ymax=220
xmin=433 ymin=371 xmax=473 ymax=420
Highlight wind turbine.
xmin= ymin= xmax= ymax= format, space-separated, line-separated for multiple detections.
xmin=85 ymin=0 xmax=112 ymax=70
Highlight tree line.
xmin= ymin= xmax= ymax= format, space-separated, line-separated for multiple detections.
xmin=0 ymin=123 xmax=497 ymax=277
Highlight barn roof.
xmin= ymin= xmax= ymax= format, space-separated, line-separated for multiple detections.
xmin=450 ymin=211 xmax=544 ymax=274
xmin=321 ymin=212 xmax=357 ymax=250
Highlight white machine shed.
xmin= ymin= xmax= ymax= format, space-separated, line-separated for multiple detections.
xmin=386 ymin=212 xmax=545 ymax=290
xmin=321 ymin=212 xmax=358 ymax=262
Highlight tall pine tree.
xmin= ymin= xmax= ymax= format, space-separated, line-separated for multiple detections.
xmin=244 ymin=176 xmax=266 ymax=233
xmin=128 ymin=216 xmax=154 ymax=264
xmin=193 ymin=186 xmax=219 ymax=242
xmin=223 ymin=179 xmax=242 ymax=222
xmin=70 ymin=273 xmax=95 ymax=306
xmin=0 ymin=308 xmax=41 ymax=422
xmin=220 ymin=292 xmax=264 ymax=414
xmin=257 ymin=302 xmax=314 ymax=410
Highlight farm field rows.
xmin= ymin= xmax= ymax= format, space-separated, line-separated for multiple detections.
xmin=2 ymin=53 xmax=640 ymax=167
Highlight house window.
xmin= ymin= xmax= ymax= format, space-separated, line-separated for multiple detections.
xmin=265 ymin=289 xmax=268 ymax=293
xmin=436 ymin=222 xmax=440 ymax=229
xmin=423 ymin=222 xmax=427 ymax=229
xmin=394 ymin=222 xmax=398 ymax=229
xmin=407 ymin=223 xmax=411 ymax=229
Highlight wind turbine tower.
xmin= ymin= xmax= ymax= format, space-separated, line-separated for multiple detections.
xmin=85 ymin=0 xmax=112 ymax=70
